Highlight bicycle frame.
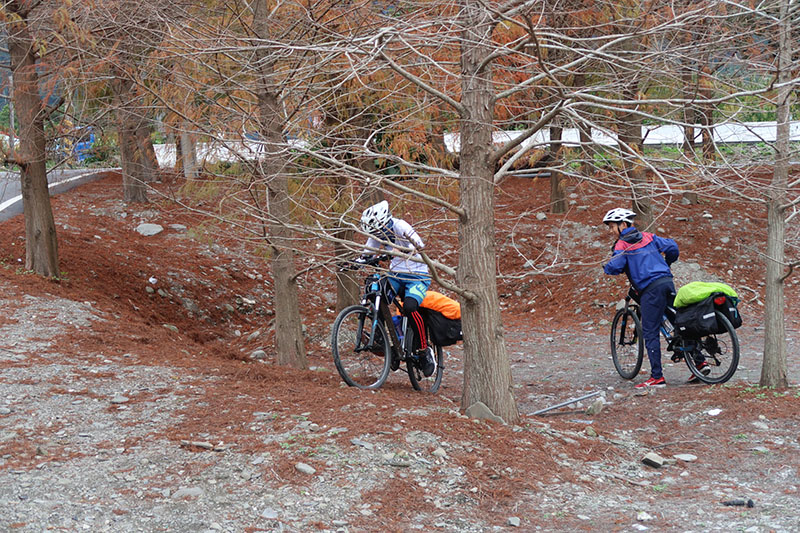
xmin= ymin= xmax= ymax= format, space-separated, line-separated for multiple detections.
xmin=359 ymin=271 xmax=409 ymax=363
xmin=622 ymin=289 xmax=693 ymax=359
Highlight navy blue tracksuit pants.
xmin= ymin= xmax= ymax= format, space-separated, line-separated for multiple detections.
xmin=639 ymin=279 xmax=676 ymax=380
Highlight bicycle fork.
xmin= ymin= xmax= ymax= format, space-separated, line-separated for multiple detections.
xmin=353 ymin=292 xmax=384 ymax=354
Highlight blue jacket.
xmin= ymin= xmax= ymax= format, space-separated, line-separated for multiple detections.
xmin=604 ymin=227 xmax=679 ymax=292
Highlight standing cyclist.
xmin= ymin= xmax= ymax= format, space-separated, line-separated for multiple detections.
xmin=357 ymin=200 xmax=436 ymax=377
xmin=602 ymin=208 xmax=681 ymax=388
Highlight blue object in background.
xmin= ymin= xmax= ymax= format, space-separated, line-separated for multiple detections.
xmin=72 ymin=129 xmax=95 ymax=162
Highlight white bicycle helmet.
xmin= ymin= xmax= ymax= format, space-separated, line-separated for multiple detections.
xmin=602 ymin=207 xmax=636 ymax=224
xmin=360 ymin=200 xmax=391 ymax=234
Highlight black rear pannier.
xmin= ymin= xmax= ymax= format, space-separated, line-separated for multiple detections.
xmin=674 ymin=296 xmax=718 ymax=339
xmin=421 ymin=309 xmax=463 ymax=347
xmin=715 ymin=294 xmax=742 ymax=329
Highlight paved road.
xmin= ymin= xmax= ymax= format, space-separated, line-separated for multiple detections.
xmin=0 ymin=168 xmax=117 ymax=222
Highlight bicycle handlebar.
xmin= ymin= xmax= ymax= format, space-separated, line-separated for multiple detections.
xmin=338 ymin=254 xmax=391 ymax=271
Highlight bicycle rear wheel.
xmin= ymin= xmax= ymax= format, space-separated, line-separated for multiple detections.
xmin=405 ymin=328 xmax=444 ymax=393
xmin=331 ymin=305 xmax=392 ymax=390
xmin=685 ymin=311 xmax=739 ymax=384
xmin=610 ymin=307 xmax=644 ymax=379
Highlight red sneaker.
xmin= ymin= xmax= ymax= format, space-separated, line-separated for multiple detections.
xmin=687 ymin=361 xmax=711 ymax=383
xmin=635 ymin=376 xmax=666 ymax=388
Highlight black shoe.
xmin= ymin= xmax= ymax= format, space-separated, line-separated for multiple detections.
xmin=420 ymin=347 xmax=436 ymax=377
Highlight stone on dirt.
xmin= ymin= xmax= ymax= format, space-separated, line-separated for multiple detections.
xmin=135 ymin=223 xmax=164 ymax=236
xmin=260 ymin=507 xmax=279 ymax=519
xmin=250 ymin=349 xmax=267 ymax=360
xmin=295 ymin=462 xmax=316 ymax=475
xmin=464 ymin=401 xmax=505 ymax=424
xmin=351 ymin=438 xmax=373 ymax=450
xmin=642 ymin=452 xmax=665 ymax=468
xmin=171 ymin=487 xmax=203 ymax=499
xmin=110 ymin=394 xmax=129 ymax=404
xmin=585 ymin=398 xmax=604 ymax=415
xmin=723 ymin=499 xmax=755 ymax=508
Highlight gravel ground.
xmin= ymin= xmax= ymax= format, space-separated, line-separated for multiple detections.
xmin=1 ymin=172 xmax=799 ymax=532
xmin=2 ymin=277 xmax=799 ymax=532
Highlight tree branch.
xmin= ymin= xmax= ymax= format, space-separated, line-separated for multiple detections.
xmin=297 ymin=145 xmax=466 ymax=219
xmin=419 ymin=251 xmax=478 ymax=303
xmin=779 ymin=261 xmax=800 ymax=283
xmin=491 ymin=100 xmax=565 ymax=168
xmin=376 ymin=36 xmax=466 ymax=116
xmin=42 ymin=96 xmax=65 ymax=122
xmin=378 ymin=176 xmax=466 ymax=219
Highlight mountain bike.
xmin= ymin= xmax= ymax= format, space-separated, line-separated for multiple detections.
xmin=610 ymin=287 xmax=739 ymax=384
xmin=331 ymin=256 xmax=444 ymax=393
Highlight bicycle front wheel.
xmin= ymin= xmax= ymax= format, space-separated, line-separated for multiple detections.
xmin=405 ymin=328 xmax=444 ymax=393
xmin=331 ymin=305 xmax=392 ymax=390
xmin=610 ymin=308 xmax=644 ymax=379
xmin=685 ymin=311 xmax=740 ymax=384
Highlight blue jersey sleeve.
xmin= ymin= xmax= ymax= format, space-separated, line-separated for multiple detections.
xmin=654 ymin=236 xmax=679 ymax=265
xmin=604 ymin=251 xmax=627 ymax=275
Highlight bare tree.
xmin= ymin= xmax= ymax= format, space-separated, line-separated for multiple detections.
xmin=70 ymin=0 xmax=176 ymax=202
xmin=112 ymin=73 xmax=150 ymax=203
xmin=760 ymin=0 xmax=795 ymax=388
xmin=452 ymin=1 xmax=520 ymax=422
xmin=248 ymin=0 xmax=308 ymax=369
xmin=4 ymin=0 xmax=59 ymax=277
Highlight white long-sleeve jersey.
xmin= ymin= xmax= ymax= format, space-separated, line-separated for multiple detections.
xmin=364 ymin=218 xmax=428 ymax=275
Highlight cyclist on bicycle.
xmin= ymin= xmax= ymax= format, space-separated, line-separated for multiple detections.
xmin=602 ymin=208 xmax=682 ymax=388
xmin=356 ymin=200 xmax=436 ymax=377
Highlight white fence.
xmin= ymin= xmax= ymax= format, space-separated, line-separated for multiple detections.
xmin=442 ymin=121 xmax=800 ymax=154
xmin=105 ymin=121 xmax=800 ymax=168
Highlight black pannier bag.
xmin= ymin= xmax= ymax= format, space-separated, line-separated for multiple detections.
xmin=421 ymin=309 xmax=463 ymax=347
xmin=674 ymin=296 xmax=718 ymax=339
xmin=713 ymin=293 xmax=742 ymax=330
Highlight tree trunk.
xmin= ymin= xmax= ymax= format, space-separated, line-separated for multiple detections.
xmin=682 ymin=66 xmax=696 ymax=158
xmin=333 ymin=173 xmax=359 ymax=311
xmin=548 ymin=122 xmax=566 ymax=214
xmin=457 ymin=1 xmax=519 ymax=424
xmin=573 ymin=72 xmax=593 ymax=177
xmin=113 ymin=76 xmax=149 ymax=203
xmin=334 ymin=229 xmax=359 ymax=312
xmin=7 ymin=4 xmax=59 ymax=277
xmin=136 ymin=124 xmax=159 ymax=179
xmin=700 ymin=104 xmax=714 ymax=162
xmin=174 ymin=130 xmax=183 ymax=174
xmin=359 ymin=156 xmax=386 ymax=206
xmin=253 ymin=0 xmax=307 ymax=369
xmin=760 ymin=0 xmax=791 ymax=388
xmin=617 ymin=86 xmax=653 ymax=230
xmin=118 ymin=113 xmax=150 ymax=203
xmin=180 ymin=120 xmax=198 ymax=180
xmin=699 ymin=65 xmax=715 ymax=163
xmin=8 ymin=73 xmax=16 ymax=151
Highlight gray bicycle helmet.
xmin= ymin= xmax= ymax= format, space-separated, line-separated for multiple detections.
xmin=360 ymin=200 xmax=391 ymax=234
xmin=602 ymin=207 xmax=636 ymax=224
